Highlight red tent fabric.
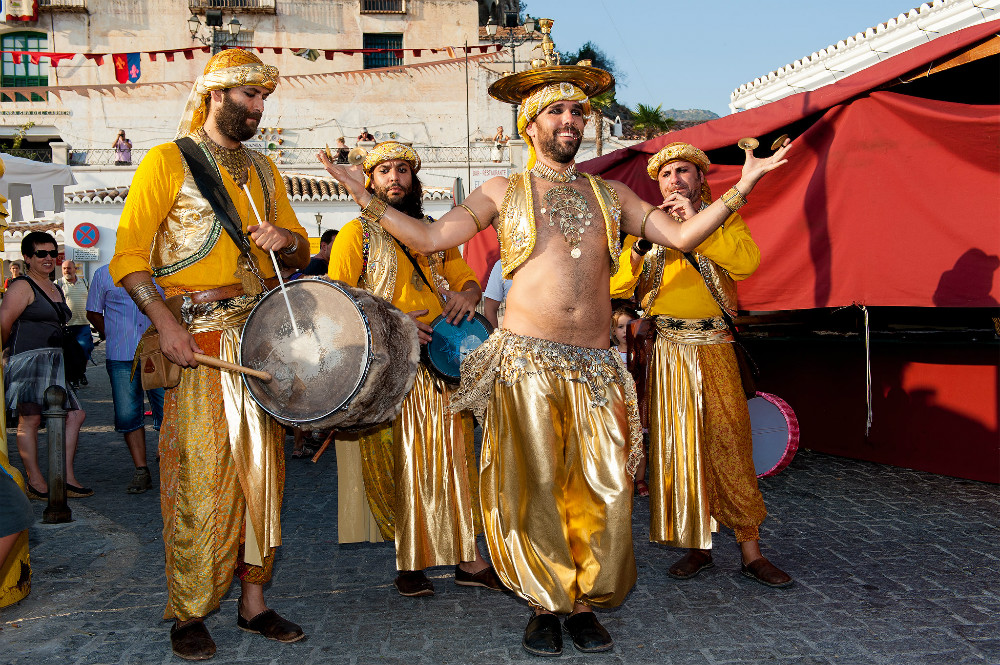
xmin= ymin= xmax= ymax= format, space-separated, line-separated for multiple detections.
xmin=581 ymin=20 xmax=1000 ymax=311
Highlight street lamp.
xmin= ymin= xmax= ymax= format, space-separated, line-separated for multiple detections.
xmin=188 ymin=10 xmax=243 ymax=54
xmin=314 ymin=212 xmax=323 ymax=238
xmin=484 ymin=12 xmax=538 ymax=135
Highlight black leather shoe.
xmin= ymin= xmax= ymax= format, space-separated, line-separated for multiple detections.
xmin=564 ymin=611 xmax=614 ymax=653
xmin=522 ymin=613 xmax=562 ymax=657
xmin=170 ymin=620 xmax=216 ymax=661
xmin=394 ymin=570 xmax=435 ymax=597
xmin=454 ymin=564 xmax=503 ymax=591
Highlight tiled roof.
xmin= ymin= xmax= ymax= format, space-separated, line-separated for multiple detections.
xmin=64 ymin=186 xmax=128 ymax=204
xmin=729 ymin=0 xmax=999 ymax=111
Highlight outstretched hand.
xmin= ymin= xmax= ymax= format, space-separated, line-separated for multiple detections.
xmin=739 ymin=139 xmax=792 ymax=191
xmin=317 ymin=150 xmax=369 ymax=208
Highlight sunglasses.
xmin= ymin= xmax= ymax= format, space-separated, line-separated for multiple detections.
xmin=29 ymin=250 xmax=59 ymax=259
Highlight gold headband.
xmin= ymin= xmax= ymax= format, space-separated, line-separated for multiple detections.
xmin=362 ymin=141 xmax=421 ymax=188
xmin=647 ymin=142 xmax=712 ymax=203
xmin=176 ymin=49 xmax=279 ymax=138
xmin=516 ymin=83 xmax=591 ymax=169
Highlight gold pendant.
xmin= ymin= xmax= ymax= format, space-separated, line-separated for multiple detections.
xmin=411 ymin=270 xmax=424 ymax=291
xmin=235 ymin=254 xmax=263 ymax=296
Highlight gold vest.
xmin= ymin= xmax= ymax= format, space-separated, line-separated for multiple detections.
xmin=358 ymin=215 xmax=448 ymax=306
xmin=149 ymin=138 xmax=277 ymax=278
xmin=496 ymin=172 xmax=622 ymax=278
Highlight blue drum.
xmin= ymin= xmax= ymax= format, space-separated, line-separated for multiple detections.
xmin=423 ymin=312 xmax=493 ymax=384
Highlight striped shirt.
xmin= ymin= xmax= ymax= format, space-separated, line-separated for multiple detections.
xmin=85 ymin=265 xmax=159 ymax=362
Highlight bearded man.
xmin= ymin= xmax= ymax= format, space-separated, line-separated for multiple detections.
xmin=327 ymin=142 xmax=500 ymax=597
xmin=110 ymin=49 xmax=310 ymax=661
xmin=614 ymin=142 xmax=792 ymax=589
xmin=318 ymin=27 xmax=791 ymax=656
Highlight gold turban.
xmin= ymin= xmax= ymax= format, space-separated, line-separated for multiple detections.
xmin=517 ymin=82 xmax=591 ymax=170
xmin=175 ymin=49 xmax=279 ymax=138
xmin=362 ymin=141 xmax=421 ymax=189
xmin=647 ymin=142 xmax=712 ymax=203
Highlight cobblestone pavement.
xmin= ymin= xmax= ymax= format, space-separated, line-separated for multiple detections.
xmin=1 ymin=344 xmax=998 ymax=664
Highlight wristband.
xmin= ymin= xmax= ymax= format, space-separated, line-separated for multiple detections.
xmin=280 ymin=232 xmax=299 ymax=256
xmin=721 ymin=186 xmax=748 ymax=213
xmin=127 ymin=280 xmax=163 ymax=314
xmin=360 ymin=195 xmax=388 ymax=223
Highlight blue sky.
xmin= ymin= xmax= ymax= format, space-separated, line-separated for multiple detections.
xmin=525 ymin=0 xmax=930 ymax=116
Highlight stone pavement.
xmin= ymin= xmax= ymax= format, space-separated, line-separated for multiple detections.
xmin=1 ymin=343 xmax=998 ymax=665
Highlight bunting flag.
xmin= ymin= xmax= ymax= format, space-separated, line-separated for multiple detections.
xmin=5 ymin=0 xmax=38 ymax=22
xmin=113 ymin=53 xmax=141 ymax=84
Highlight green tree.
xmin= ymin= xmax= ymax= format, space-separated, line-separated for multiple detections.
xmin=632 ymin=104 xmax=675 ymax=140
xmin=560 ymin=42 xmax=625 ymax=156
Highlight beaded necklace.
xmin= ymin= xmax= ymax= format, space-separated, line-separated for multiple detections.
xmin=199 ymin=128 xmax=250 ymax=187
xmin=530 ymin=162 xmax=578 ymax=183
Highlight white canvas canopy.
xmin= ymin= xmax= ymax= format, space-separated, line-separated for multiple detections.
xmin=0 ymin=153 xmax=76 ymax=218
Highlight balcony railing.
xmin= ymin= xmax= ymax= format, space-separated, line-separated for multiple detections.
xmin=188 ymin=0 xmax=276 ymax=14
xmin=361 ymin=0 xmax=405 ymax=14
xmin=68 ymin=146 xmax=497 ymax=167
xmin=39 ymin=0 xmax=88 ymax=11
xmin=4 ymin=148 xmax=52 ymax=162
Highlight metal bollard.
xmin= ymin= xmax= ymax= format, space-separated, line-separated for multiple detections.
xmin=42 ymin=385 xmax=71 ymax=524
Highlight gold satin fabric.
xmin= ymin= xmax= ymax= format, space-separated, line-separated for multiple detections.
xmin=158 ymin=301 xmax=285 ymax=620
xmin=335 ymin=433 xmax=386 ymax=544
xmin=357 ymin=365 xmax=481 ymax=570
xmin=648 ymin=331 xmax=766 ymax=548
xmin=480 ymin=340 xmax=637 ymax=614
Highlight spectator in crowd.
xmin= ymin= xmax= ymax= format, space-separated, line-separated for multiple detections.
xmin=113 ymin=130 xmax=132 ymax=166
xmin=302 ymin=229 xmax=337 ymax=276
xmin=86 ymin=264 xmax=165 ymax=494
xmin=357 ymin=127 xmax=375 ymax=143
xmin=334 ymin=137 xmax=350 ymax=164
xmin=58 ymin=260 xmax=93 ymax=388
xmin=482 ymin=258 xmax=511 ymax=329
xmin=610 ymin=304 xmax=646 ymax=496
xmin=0 ymin=462 xmax=33 ymax=578
xmin=4 ymin=260 xmax=23 ymax=291
xmin=491 ymin=126 xmax=509 ymax=163
xmin=0 ymin=231 xmax=90 ymax=500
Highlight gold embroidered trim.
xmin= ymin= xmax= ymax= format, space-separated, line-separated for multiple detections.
xmin=653 ymin=315 xmax=733 ymax=345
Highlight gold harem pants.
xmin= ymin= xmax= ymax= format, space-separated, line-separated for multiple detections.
xmin=357 ymin=364 xmax=481 ymax=571
xmin=455 ymin=331 xmax=642 ymax=614
xmin=648 ymin=317 xmax=766 ymax=549
xmin=158 ymin=296 xmax=286 ymax=620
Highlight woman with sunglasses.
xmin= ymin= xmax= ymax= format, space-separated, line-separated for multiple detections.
xmin=0 ymin=231 xmax=90 ymax=499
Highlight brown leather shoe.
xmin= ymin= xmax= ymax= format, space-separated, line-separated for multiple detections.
xmin=667 ymin=549 xmax=714 ymax=580
xmin=454 ymin=564 xmax=504 ymax=591
xmin=170 ymin=620 xmax=216 ymax=661
xmin=394 ymin=570 xmax=435 ymax=597
xmin=237 ymin=601 xmax=305 ymax=643
xmin=741 ymin=556 xmax=793 ymax=588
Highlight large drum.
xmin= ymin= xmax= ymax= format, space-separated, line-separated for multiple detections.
xmin=240 ymin=279 xmax=419 ymax=431
xmin=422 ymin=312 xmax=493 ymax=385
xmin=749 ymin=391 xmax=800 ymax=478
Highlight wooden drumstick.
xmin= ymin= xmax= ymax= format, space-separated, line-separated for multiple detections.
xmin=310 ymin=429 xmax=335 ymax=464
xmin=192 ymin=353 xmax=273 ymax=382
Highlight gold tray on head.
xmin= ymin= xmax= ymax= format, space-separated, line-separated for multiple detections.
xmin=488 ymin=65 xmax=614 ymax=105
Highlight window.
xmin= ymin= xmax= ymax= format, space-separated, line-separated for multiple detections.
xmin=212 ymin=27 xmax=254 ymax=51
xmin=361 ymin=0 xmax=405 ymax=14
xmin=2 ymin=32 xmax=48 ymax=102
xmin=363 ymin=33 xmax=403 ymax=69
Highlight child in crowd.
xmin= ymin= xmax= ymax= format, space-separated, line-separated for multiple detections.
xmin=611 ymin=305 xmax=648 ymax=496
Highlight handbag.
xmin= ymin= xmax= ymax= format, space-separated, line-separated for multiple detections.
xmin=133 ymin=295 xmax=186 ymax=391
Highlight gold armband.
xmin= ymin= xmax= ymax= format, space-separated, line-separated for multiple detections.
xmin=360 ymin=196 xmax=388 ymax=223
xmin=639 ymin=207 xmax=654 ymax=239
xmin=458 ymin=203 xmax=483 ymax=232
xmin=721 ymin=186 xmax=748 ymax=213
xmin=126 ymin=280 xmax=163 ymax=314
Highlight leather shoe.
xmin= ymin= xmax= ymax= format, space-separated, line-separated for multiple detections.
xmin=237 ymin=600 xmax=305 ymax=643
xmin=454 ymin=564 xmax=503 ymax=591
xmin=170 ymin=620 xmax=216 ymax=661
xmin=741 ymin=556 xmax=793 ymax=588
xmin=668 ymin=549 xmax=714 ymax=580
xmin=563 ymin=611 xmax=614 ymax=653
xmin=394 ymin=570 xmax=435 ymax=597
xmin=522 ymin=613 xmax=562 ymax=657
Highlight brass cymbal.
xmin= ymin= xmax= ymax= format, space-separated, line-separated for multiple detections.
xmin=348 ymin=146 xmax=368 ymax=166
xmin=324 ymin=144 xmax=334 ymax=161
xmin=737 ymin=137 xmax=759 ymax=150
xmin=771 ymin=134 xmax=789 ymax=151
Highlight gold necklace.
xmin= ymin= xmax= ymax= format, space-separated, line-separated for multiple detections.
xmin=531 ymin=162 xmax=578 ymax=183
xmin=199 ymin=128 xmax=249 ymax=187
xmin=540 ymin=185 xmax=593 ymax=259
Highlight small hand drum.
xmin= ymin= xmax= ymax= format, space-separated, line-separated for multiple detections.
xmin=422 ymin=312 xmax=493 ymax=384
xmin=749 ymin=391 xmax=800 ymax=478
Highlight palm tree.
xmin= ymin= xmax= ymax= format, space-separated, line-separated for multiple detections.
xmin=632 ymin=103 xmax=675 ymax=140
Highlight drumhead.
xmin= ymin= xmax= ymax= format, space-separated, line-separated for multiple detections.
xmin=748 ymin=391 xmax=800 ymax=478
xmin=240 ymin=279 xmax=372 ymax=424
xmin=423 ymin=312 xmax=493 ymax=382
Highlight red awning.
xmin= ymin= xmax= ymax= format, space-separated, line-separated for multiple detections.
xmin=581 ymin=20 xmax=1000 ymax=310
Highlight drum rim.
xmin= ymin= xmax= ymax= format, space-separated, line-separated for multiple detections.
xmin=240 ymin=278 xmax=374 ymax=425
xmin=750 ymin=390 xmax=800 ymax=478
xmin=422 ymin=312 xmax=494 ymax=382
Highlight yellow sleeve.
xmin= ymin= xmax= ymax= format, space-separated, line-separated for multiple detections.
xmin=440 ymin=246 xmax=479 ymax=291
xmin=110 ymin=144 xmax=184 ymax=285
xmin=693 ymin=212 xmax=760 ymax=281
xmin=610 ymin=235 xmax=642 ymax=299
xmin=327 ymin=219 xmax=365 ymax=286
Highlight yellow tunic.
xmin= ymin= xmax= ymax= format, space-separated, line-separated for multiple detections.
xmin=328 ymin=217 xmax=482 ymax=570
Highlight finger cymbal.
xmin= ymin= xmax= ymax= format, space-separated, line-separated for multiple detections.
xmin=737 ymin=137 xmax=759 ymax=150
xmin=324 ymin=144 xmax=334 ymax=160
xmin=348 ymin=146 xmax=368 ymax=166
xmin=771 ymin=134 xmax=789 ymax=151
